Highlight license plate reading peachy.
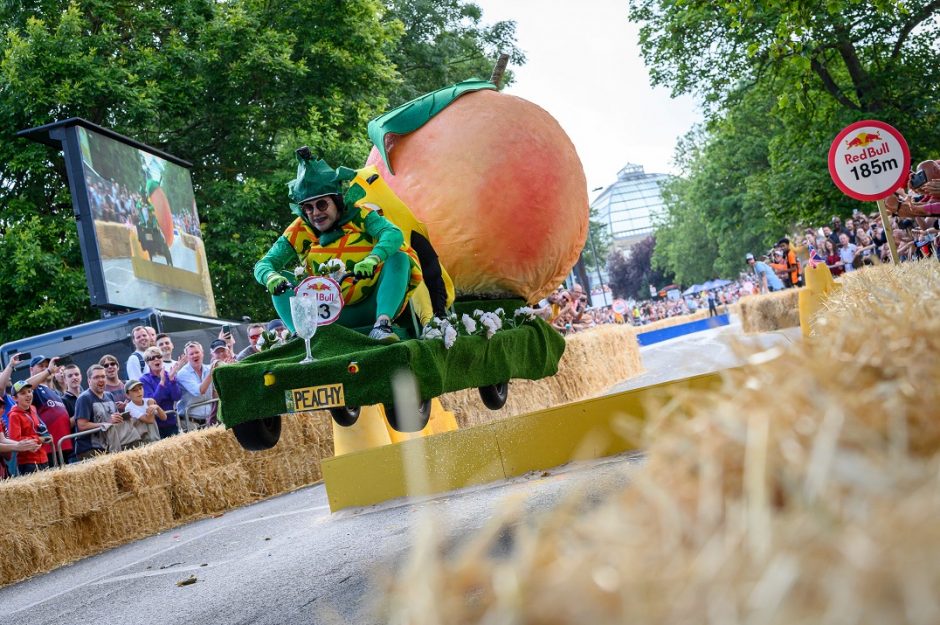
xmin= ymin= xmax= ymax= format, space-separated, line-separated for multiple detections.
xmin=285 ymin=383 xmax=345 ymax=412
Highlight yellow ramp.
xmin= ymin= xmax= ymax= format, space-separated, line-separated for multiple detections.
xmin=321 ymin=370 xmax=724 ymax=511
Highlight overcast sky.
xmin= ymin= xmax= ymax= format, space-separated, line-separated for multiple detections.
xmin=473 ymin=0 xmax=701 ymax=194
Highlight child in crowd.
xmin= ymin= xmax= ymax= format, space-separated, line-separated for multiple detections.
xmin=122 ymin=379 xmax=164 ymax=443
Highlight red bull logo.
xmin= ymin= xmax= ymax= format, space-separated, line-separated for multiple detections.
xmin=845 ymin=131 xmax=882 ymax=149
xmin=843 ymin=131 xmax=891 ymax=164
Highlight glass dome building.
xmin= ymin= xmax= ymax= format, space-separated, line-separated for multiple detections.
xmin=591 ymin=163 xmax=670 ymax=247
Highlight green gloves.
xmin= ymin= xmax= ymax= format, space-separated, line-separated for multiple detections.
xmin=353 ymin=255 xmax=380 ymax=278
xmin=266 ymin=273 xmax=289 ymax=295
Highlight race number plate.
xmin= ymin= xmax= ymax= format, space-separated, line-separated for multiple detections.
xmin=285 ymin=383 xmax=345 ymax=412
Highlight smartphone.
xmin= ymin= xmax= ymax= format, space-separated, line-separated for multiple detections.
xmin=120 ymin=411 xmax=131 ymax=421
xmin=222 ymin=324 xmax=232 ymax=336
xmin=56 ymin=355 xmax=74 ymax=367
xmin=911 ymin=169 xmax=928 ymax=188
xmin=17 ymin=351 xmax=31 ymax=362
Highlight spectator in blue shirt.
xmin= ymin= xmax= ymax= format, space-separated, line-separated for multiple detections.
xmin=746 ymin=253 xmax=784 ymax=293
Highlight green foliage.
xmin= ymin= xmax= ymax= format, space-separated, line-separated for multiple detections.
xmin=0 ymin=0 xmax=521 ymax=343
xmin=631 ymin=0 xmax=940 ymax=283
xmin=607 ymin=236 xmax=674 ymax=301
xmin=581 ymin=206 xmax=612 ymax=272
xmin=382 ymin=0 xmax=525 ymax=104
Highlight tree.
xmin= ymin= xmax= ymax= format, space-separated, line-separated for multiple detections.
xmin=382 ymin=0 xmax=526 ymax=105
xmin=580 ymin=205 xmax=613 ymax=276
xmin=631 ymin=0 xmax=940 ymax=282
xmin=607 ymin=235 xmax=673 ymax=300
xmin=0 ymin=0 xmax=523 ymax=342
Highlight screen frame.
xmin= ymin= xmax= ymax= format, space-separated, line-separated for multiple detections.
xmin=18 ymin=118 xmax=214 ymax=316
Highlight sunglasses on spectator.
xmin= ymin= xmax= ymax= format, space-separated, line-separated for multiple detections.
xmin=104 ymin=362 xmax=118 ymax=367
xmin=302 ymin=198 xmax=330 ymax=213
xmin=249 ymin=333 xmax=262 ymax=341
xmin=146 ymin=355 xmax=162 ymax=361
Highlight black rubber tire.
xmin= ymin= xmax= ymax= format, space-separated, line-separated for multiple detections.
xmin=479 ymin=381 xmax=509 ymax=410
xmin=329 ymin=406 xmax=361 ymax=427
xmin=383 ymin=399 xmax=432 ymax=433
xmin=231 ymin=416 xmax=282 ymax=451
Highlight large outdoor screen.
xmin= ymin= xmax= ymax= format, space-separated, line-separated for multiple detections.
xmin=75 ymin=126 xmax=217 ymax=316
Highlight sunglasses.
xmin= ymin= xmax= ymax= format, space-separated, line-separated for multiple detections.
xmin=104 ymin=362 xmax=118 ymax=367
xmin=249 ymin=333 xmax=262 ymax=340
xmin=146 ymin=355 xmax=162 ymax=361
xmin=302 ymin=198 xmax=330 ymax=213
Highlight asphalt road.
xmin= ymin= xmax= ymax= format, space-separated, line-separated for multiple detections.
xmin=1 ymin=317 xmax=800 ymax=624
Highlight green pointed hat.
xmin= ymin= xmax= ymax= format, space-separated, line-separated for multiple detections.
xmin=287 ymin=152 xmax=356 ymax=205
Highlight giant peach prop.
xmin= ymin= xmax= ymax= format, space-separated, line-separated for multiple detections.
xmin=148 ymin=186 xmax=175 ymax=247
xmin=365 ymin=89 xmax=588 ymax=303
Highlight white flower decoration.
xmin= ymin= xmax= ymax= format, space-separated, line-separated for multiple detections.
xmin=443 ymin=323 xmax=458 ymax=349
xmin=293 ymin=265 xmax=307 ymax=278
xmin=461 ymin=314 xmax=477 ymax=335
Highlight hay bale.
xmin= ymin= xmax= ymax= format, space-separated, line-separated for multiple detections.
xmin=106 ymin=488 xmax=175 ymax=539
xmin=0 ymin=531 xmax=47 ymax=587
xmin=241 ymin=448 xmax=321 ymax=497
xmin=379 ymin=261 xmax=940 ymax=624
xmin=0 ymin=468 xmax=62 ymax=526
xmin=169 ymin=463 xmax=254 ymax=520
xmin=441 ymin=324 xmax=643 ymax=429
xmin=738 ymin=288 xmax=801 ymax=333
xmin=52 ymin=459 xmax=118 ymax=518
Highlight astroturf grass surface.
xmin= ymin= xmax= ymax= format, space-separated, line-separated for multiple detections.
xmin=214 ymin=301 xmax=565 ymax=428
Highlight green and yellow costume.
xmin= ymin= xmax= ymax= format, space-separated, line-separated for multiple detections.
xmin=254 ymin=154 xmax=422 ymax=334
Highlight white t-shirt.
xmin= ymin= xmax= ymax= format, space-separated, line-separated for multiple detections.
xmin=125 ymin=399 xmax=149 ymax=420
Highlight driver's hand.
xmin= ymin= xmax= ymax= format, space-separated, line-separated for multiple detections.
xmin=353 ymin=255 xmax=380 ymax=278
xmin=266 ymin=274 xmax=289 ymax=295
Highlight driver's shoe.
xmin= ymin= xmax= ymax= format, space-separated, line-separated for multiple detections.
xmin=368 ymin=319 xmax=400 ymax=343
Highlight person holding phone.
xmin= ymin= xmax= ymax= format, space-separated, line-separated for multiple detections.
xmin=27 ymin=356 xmax=73 ymax=465
xmin=74 ymin=364 xmax=141 ymax=457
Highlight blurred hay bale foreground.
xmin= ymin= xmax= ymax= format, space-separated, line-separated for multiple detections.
xmin=738 ymin=288 xmax=801 ymax=333
xmin=441 ymin=323 xmax=643 ymax=428
xmin=381 ymin=260 xmax=940 ymax=625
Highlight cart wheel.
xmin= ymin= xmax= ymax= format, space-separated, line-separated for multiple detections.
xmin=479 ymin=381 xmax=509 ymax=410
xmin=329 ymin=406 xmax=361 ymax=427
xmin=383 ymin=399 xmax=432 ymax=433
xmin=231 ymin=416 xmax=281 ymax=451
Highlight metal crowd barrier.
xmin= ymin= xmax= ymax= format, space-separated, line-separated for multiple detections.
xmin=55 ymin=426 xmax=106 ymax=467
xmin=181 ymin=398 xmax=220 ymax=433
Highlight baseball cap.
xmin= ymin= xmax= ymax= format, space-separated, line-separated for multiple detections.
xmin=124 ymin=379 xmax=143 ymax=393
xmin=29 ymin=355 xmax=50 ymax=368
xmin=12 ymin=380 xmax=32 ymax=394
xmin=745 ymin=253 xmax=755 ymax=261
xmin=209 ymin=339 xmax=228 ymax=352
xmin=267 ymin=319 xmax=285 ymax=332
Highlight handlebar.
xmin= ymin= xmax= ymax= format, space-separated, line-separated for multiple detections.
xmin=274 ymin=272 xmax=364 ymax=295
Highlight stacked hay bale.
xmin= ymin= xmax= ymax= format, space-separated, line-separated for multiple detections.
xmin=380 ymin=261 xmax=940 ymax=624
xmin=738 ymin=288 xmax=801 ymax=332
xmin=441 ymin=323 xmax=643 ymax=428
xmin=0 ymin=411 xmax=332 ymax=586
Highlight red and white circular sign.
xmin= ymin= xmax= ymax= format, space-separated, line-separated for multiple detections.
xmin=828 ymin=120 xmax=910 ymax=201
xmin=294 ymin=276 xmax=343 ymax=326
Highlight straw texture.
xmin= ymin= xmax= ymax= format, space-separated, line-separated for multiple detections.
xmin=380 ymin=261 xmax=940 ymax=625
xmin=738 ymin=288 xmax=801 ymax=332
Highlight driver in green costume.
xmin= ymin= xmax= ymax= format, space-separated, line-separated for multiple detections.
xmin=254 ymin=150 xmax=423 ymax=343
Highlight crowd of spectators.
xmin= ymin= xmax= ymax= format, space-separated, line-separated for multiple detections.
xmin=87 ymin=174 xmax=202 ymax=238
xmin=0 ymin=319 xmax=290 ymax=478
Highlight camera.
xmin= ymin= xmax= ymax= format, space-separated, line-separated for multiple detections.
xmin=899 ymin=218 xmax=916 ymax=230
xmin=911 ymin=169 xmax=928 ymax=188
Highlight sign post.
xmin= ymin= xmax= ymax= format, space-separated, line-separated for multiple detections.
xmin=828 ymin=120 xmax=910 ymax=264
